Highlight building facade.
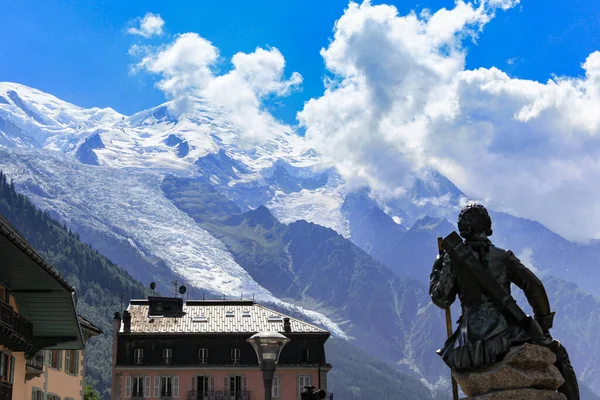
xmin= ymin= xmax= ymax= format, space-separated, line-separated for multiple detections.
xmin=112 ymin=297 xmax=333 ymax=400
xmin=24 ymin=316 xmax=102 ymax=400
xmin=0 ymin=214 xmax=100 ymax=400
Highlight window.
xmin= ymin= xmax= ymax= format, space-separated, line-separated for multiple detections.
xmin=242 ymin=311 xmax=251 ymax=318
xmin=47 ymin=350 xmax=62 ymax=370
xmin=32 ymin=388 xmax=44 ymax=400
xmin=65 ymin=350 xmax=79 ymax=375
xmin=300 ymin=348 xmax=309 ymax=363
xmin=0 ymin=352 xmax=7 ymax=380
xmin=272 ymin=375 xmax=280 ymax=398
xmin=198 ymin=348 xmax=208 ymax=364
xmin=193 ymin=376 xmax=213 ymax=397
xmin=192 ymin=316 xmax=207 ymax=323
xmin=156 ymin=376 xmax=179 ymax=398
xmin=161 ymin=377 xmax=172 ymax=397
xmin=163 ymin=348 xmax=172 ymax=365
xmin=132 ymin=376 xmax=144 ymax=397
xmin=226 ymin=311 xmax=234 ymax=317
xmin=298 ymin=376 xmax=312 ymax=396
xmin=0 ymin=354 xmax=15 ymax=384
xmin=47 ymin=395 xmax=60 ymax=400
xmin=268 ymin=315 xmax=282 ymax=322
xmin=231 ymin=348 xmax=240 ymax=364
xmin=134 ymin=348 xmax=143 ymax=365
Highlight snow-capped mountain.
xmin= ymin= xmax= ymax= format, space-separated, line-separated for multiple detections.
xmin=4 ymin=82 xmax=600 ymax=397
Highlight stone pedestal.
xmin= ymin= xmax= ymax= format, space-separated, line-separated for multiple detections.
xmin=452 ymin=343 xmax=566 ymax=400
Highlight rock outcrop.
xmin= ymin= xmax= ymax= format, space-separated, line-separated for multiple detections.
xmin=453 ymin=343 xmax=566 ymax=400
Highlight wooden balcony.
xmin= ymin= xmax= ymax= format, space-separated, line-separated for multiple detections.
xmin=0 ymin=382 xmax=12 ymax=400
xmin=0 ymin=300 xmax=33 ymax=353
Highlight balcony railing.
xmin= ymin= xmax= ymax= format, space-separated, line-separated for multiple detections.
xmin=0 ymin=301 xmax=33 ymax=352
xmin=188 ymin=391 xmax=250 ymax=400
xmin=0 ymin=382 xmax=12 ymax=400
xmin=25 ymin=353 xmax=44 ymax=378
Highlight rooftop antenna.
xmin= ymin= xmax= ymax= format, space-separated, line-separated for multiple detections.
xmin=150 ymin=282 xmax=156 ymax=297
xmin=202 ymin=292 xmax=205 ymax=301
xmin=172 ymin=280 xmax=178 ymax=297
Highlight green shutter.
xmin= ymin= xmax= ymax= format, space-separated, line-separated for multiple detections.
xmin=58 ymin=351 xmax=62 ymax=370
xmin=10 ymin=356 xmax=15 ymax=384
xmin=65 ymin=351 xmax=70 ymax=374
xmin=75 ymin=352 xmax=79 ymax=376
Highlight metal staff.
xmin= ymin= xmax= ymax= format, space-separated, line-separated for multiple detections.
xmin=438 ymin=236 xmax=459 ymax=400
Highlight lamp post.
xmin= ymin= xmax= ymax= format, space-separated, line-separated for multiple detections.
xmin=247 ymin=331 xmax=290 ymax=400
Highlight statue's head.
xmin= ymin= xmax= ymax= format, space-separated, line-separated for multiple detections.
xmin=458 ymin=203 xmax=492 ymax=240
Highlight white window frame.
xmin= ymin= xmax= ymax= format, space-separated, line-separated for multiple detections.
xmin=272 ymin=375 xmax=280 ymax=398
xmin=159 ymin=376 xmax=179 ymax=398
xmin=198 ymin=348 xmax=208 ymax=364
xmin=134 ymin=348 xmax=143 ymax=365
xmin=231 ymin=348 xmax=240 ymax=364
xmin=132 ymin=376 xmax=144 ymax=398
xmin=298 ymin=375 xmax=312 ymax=396
xmin=163 ymin=348 xmax=173 ymax=365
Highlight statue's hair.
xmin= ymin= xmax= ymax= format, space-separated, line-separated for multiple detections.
xmin=457 ymin=203 xmax=493 ymax=240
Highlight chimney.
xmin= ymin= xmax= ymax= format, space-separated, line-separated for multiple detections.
xmin=111 ymin=312 xmax=121 ymax=400
xmin=123 ymin=310 xmax=131 ymax=333
xmin=283 ymin=317 xmax=291 ymax=333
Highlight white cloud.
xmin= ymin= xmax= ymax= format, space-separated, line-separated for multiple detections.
xmin=128 ymin=12 xmax=165 ymax=38
xmin=298 ymin=0 xmax=600 ymax=242
xmin=516 ymin=247 xmax=539 ymax=274
xmin=131 ymin=33 xmax=302 ymax=144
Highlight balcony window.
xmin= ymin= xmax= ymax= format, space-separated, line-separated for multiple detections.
xmin=134 ymin=349 xmax=143 ymax=365
xmin=163 ymin=348 xmax=172 ymax=365
xmin=132 ymin=376 xmax=144 ymax=398
xmin=231 ymin=348 xmax=240 ymax=364
xmin=0 ymin=353 xmax=15 ymax=384
xmin=47 ymin=395 xmax=61 ymax=400
xmin=198 ymin=348 xmax=208 ymax=364
xmin=65 ymin=350 xmax=79 ymax=375
xmin=32 ymin=388 xmax=44 ymax=400
xmin=48 ymin=350 xmax=62 ymax=370
xmin=300 ymin=348 xmax=309 ymax=363
xmin=156 ymin=376 xmax=179 ymax=398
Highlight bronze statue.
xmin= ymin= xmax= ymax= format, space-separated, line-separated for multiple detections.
xmin=429 ymin=203 xmax=579 ymax=399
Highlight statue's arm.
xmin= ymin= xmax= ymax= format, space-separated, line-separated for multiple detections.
xmin=507 ymin=250 xmax=555 ymax=331
xmin=429 ymin=252 xmax=457 ymax=309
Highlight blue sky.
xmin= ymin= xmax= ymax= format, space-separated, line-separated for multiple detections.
xmin=1 ymin=0 xmax=599 ymax=126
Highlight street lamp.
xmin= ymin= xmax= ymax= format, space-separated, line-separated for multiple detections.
xmin=247 ymin=331 xmax=290 ymax=400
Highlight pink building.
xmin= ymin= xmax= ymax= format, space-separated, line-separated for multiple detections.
xmin=111 ymin=297 xmax=333 ymax=400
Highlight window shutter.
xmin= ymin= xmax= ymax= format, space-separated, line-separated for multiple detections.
xmin=242 ymin=376 xmax=247 ymax=391
xmin=223 ymin=376 xmax=229 ymax=393
xmin=144 ymin=376 xmax=151 ymax=398
xmin=43 ymin=351 xmax=49 ymax=366
xmin=191 ymin=376 xmax=196 ymax=392
xmin=75 ymin=352 xmax=79 ymax=376
xmin=9 ymin=356 xmax=15 ymax=384
xmin=58 ymin=350 xmax=63 ymax=370
xmin=154 ymin=377 xmax=160 ymax=398
xmin=272 ymin=376 xmax=280 ymax=398
xmin=173 ymin=376 xmax=179 ymax=398
xmin=125 ymin=376 xmax=132 ymax=398
xmin=65 ymin=351 xmax=71 ymax=373
xmin=209 ymin=377 xmax=215 ymax=391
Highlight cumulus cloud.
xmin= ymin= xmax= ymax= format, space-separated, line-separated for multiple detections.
xmin=131 ymin=33 xmax=302 ymax=143
xmin=128 ymin=12 xmax=165 ymax=38
xmin=298 ymin=0 xmax=600 ymax=242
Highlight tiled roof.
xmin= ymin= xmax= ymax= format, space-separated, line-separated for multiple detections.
xmin=123 ymin=300 xmax=329 ymax=335
xmin=78 ymin=314 xmax=103 ymax=335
